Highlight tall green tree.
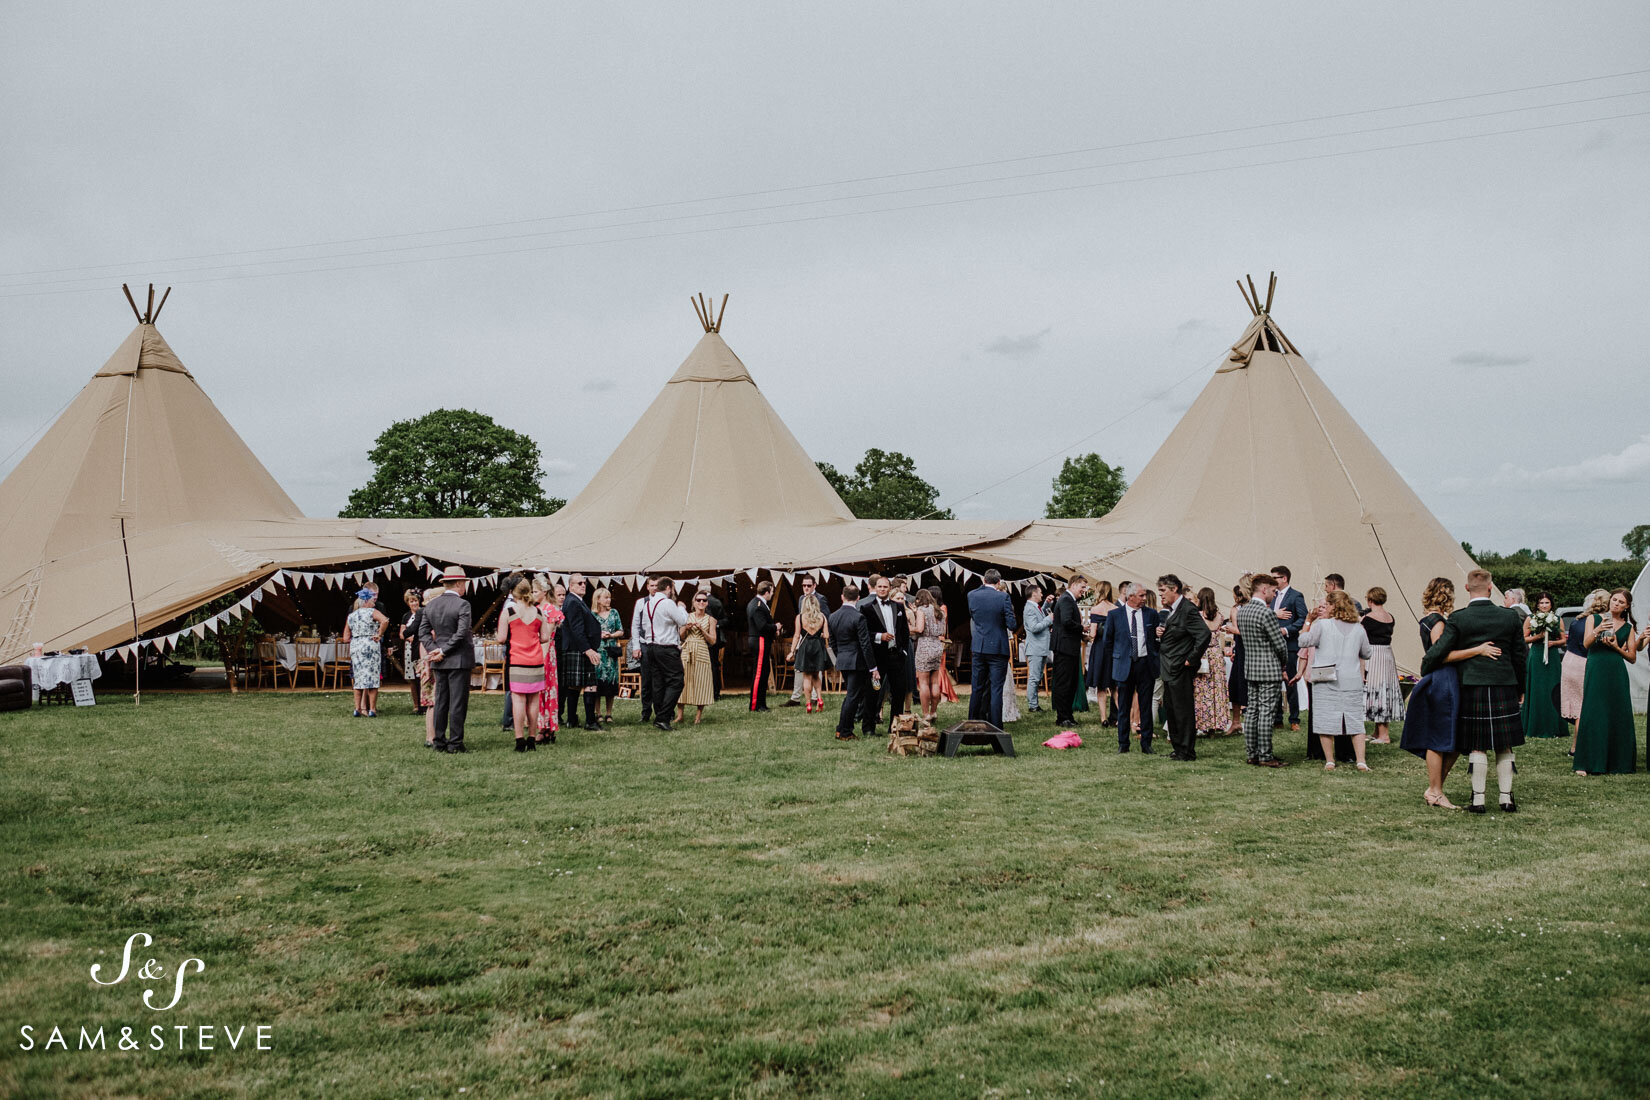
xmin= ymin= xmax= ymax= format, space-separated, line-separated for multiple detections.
xmin=1045 ymin=453 xmax=1128 ymax=519
xmin=817 ymin=449 xmax=953 ymax=520
xmin=1623 ymin=524 xmax=1650 ymax=561
xmin=341 ymin=408 xmax=565 ymax=519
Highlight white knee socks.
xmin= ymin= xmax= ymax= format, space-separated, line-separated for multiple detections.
xmin=1496 ymin=751 xmax=1515 ymax=801
xmin=1468 ymin=751 xmax=1488 ymax=802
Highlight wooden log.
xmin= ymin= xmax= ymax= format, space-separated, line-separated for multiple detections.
xmin=152 ymin=286 xmax=172 ymax=321
xmin=1265 ymin=272 xmax=1277 ymax=313
xmin=122 ymin=284 xmax=143 ymax=322
xmin=1246 ymin=275 xmax=1262 ymax=314
xmin=716 ymin=293 xmax=729 ymax=332
xmin=1235 ymin=279 xmax=1256 ymax=314
xmin=145 ymin=284 xmax=155 ymax=323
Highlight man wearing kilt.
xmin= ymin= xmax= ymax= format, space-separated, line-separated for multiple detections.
xmin=1235 ymin=571 xmax=1290 ymax=767
xmin=1421 ymin=570 xmax=1528 ymax=813
xmin=560 ymin=574 xmax=603 ymax=732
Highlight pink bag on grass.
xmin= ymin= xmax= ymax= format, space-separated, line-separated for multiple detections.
xmin=1042 ymin=731 xmax=1083 ymax=749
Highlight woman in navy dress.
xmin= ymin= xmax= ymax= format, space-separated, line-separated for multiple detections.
xmin=1402 ymin=578 xmax=1461 ymax=808
xmin=1224 ymin=585 xmax=1247 ymax=734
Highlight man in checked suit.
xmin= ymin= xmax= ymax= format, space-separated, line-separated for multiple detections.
xmin=1096 ymin=582 xmax=1160 ymax=753
xmin=1156 ymin=574 xmax=1211 ymax=762
xmin=1236 ymin=570 xmax=1289 ymax=767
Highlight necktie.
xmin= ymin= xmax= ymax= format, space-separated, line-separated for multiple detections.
xmin=1133 ymin=610 xmax=1143 ymax=655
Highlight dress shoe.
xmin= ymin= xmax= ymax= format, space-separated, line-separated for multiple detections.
xmin=753 ymin=706 xmax=772 ymax=713
xmin=1467 ymin=799 xmax=1487 ymax=815
xmin=1499 ymin=795 xmax=1517 ymax=813
xmin=583 ymin=721 xmax=600 ymax=732
xmin=835 ymin=732 xmax=857 ymax=741
xmin=1259 ymin=757 xmax=1286 ymax=768
xmin=653 ymin=720 xmax=672 ymax=732
xmin=1247 ymin=757 xmax=1260 ymax=766
xmin=1140 ymin=747 xmax=1155 ymax=755
xmin=783 ymin=699 xmax=801 ymax=707
xmin=446 ymin=744 xmax=467 ymax=754
xmin=1117 ymin=746 xmax=1130 ymax=754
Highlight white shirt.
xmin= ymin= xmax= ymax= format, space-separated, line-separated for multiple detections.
xmin=1272 ymin=586 xmax=1293 ymax=612
xmin=642 ymin=593 xmax=688 ymax=646
xmin=873 ymin=598 xmax=897 ymax=644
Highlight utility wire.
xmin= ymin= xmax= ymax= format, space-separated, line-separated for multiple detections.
xmin=9 ymin=87 xmax=1643 ymax=292
xmin=3 ymin=66 xmax=1646 ymax=281
xmin=3 ymin=107 xmax=1642 ymax=301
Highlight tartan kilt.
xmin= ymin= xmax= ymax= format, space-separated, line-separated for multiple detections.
xmin=1456 ymin=684 xmax=1524 ymax=753
xmin=558 ymin=647 xmax=595 ymax=691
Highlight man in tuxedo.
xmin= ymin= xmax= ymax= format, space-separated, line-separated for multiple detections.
xmin=1422 ymin=569 xmax=1528 ymax=813
xmin=746 ymin=580 xmax=779 ymax=712
xmin=828 ymin=584 xmax=877 ymax=740
xmin=1049 ymin=575 xmax=1087 ymax=726
xmin=857 ymin=576 xmax=910 ymax=734
xmin=1156 ymin=574 xmax=1211 ymax=762
xmin=417 ymin=565 xmax=475 ymax=754
xmin=966 ymin=569 xmax=1017 ymax=728
xmin=1271 ymin=565 xmax=1309 ymax=730
xmin=1096 ymin=582 xmax=1160 ymax=753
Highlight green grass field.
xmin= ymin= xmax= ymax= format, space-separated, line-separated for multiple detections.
xmin=2 ymin=688 xmax=1646 ymax=1098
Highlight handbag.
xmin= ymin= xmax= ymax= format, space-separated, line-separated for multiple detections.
xmin=1307 ymin=663 xmax=1337 ymax=684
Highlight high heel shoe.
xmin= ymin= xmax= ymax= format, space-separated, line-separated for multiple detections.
xmin=513 ymin=738 xmax=527 ymax=753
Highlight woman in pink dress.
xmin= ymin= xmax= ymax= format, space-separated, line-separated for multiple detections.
xmin=1191 ymin=587 xmax=1231 ymax=735
xmin=534 ymin=576 xmax=565 ymax=744
xmin=499 ymin=577 xmax=550 ymax=753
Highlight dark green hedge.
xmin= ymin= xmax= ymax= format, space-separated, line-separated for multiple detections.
xmin=1481 ymin=560 xmax=1644 ymax=609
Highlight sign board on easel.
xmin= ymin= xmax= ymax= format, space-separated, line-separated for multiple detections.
xmin=71 ymin=679 xmax=96 ymax=707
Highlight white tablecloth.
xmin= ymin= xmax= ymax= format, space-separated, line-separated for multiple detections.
xmin=274 ymin=642 xmax=344 ymax=671
xmin=25 ymin=654 xmax=102 ymax=690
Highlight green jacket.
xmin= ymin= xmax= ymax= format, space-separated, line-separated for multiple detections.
xmin=1420 ymin=599 xmax=1528 ymax=691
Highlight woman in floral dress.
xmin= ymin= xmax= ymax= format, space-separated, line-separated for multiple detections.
xmin=1191 ymin=587 xmax=1230 ymax=735
xmin=534 ymin=576 xmax=565 ymax=742
xmin=592 ymin=587 xmax=624 ymax=724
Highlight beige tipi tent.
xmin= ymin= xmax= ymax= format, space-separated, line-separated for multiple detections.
xmin=360 ymin=297 xmax=1018 ymax=573
xmin=971 ymin=277 xmax=1476 ymax=671
xmin=0 ymin=290 xmax=391 ymax=663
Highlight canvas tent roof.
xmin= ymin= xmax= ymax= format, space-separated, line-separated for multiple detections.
xmin=967 ymin=284 xmax=1477 ymax=671
xmin=359 ymin=322 xmax=1021 ymax=573
xmin=0 ymin=310 xmax=391 ymax=663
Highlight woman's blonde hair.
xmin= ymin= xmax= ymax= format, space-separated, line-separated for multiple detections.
xmin=511 ymin=577 xmax=533 ymax=605
xmin=1422 ymin=577 xmax=1455 ymax=616
xmin=1584 ymin=588 xmax=1611 ymax=614
xmin=593 ymin=587 xmax=612 ymax=610
xmin=1326 ymin=590 xmax=1360 ymax=623
xmin=1092 ymin=579 xmax=1114 ymax=603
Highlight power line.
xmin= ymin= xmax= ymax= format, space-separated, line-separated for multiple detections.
xmin=1 ymin=107 xmax=1644 ymax=301
xmin=3 ymin=66 xmax=1647 ymax=281
xmin=9 ymin=87 xmax=1642 ymax=291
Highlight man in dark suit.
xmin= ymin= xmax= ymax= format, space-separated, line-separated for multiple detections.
xmin=1156 ymin=574 xmax=1212 ymax=762
xmin=1096 ymin=582 xmax=1160 ymax=753
xmin=857 ymin=576 xmax=910 ymax=734
xmin=966 ymin=569 xmax=1017 ymax=728
xmin=1422 ymin=569 xmax=1528 ymax=813
xmin=1271 ymin=565 xmax=1309 ymax=730
xmin=417 ymin=565 xmax=475 ymax=754
xmin=560 ymin=574 xmax=603 ymax=731
xmin=1049 ymin=575 xmax=1088 ymax=726
xmin=746 ymin=580 xmax=779 ymax=712
xmin=828 ymin=584 xmax=877 ymax=740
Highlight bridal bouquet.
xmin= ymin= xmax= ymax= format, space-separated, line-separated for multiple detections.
xmin=1529 ymin=610 xmax=1561 ymax=663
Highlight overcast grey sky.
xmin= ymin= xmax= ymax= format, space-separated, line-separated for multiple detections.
xmin=3 ymin=2 xmax=1646 ymax=560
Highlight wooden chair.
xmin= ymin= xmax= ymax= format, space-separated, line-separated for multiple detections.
xmin=821 ymin=668 xmax=842 ymax=693
xmin=288 ymin=639 xmax=323 ymax=689
xmin=251 ymin=638 xmax=280 ymax=690
xmin=770 ymin=654 xmax=794 ymax=693
xmin=1010 ymin=635 xmax=1028 ymax=690
xmin=616 ymin=650 xmax=641 ymax=699
xmin=324 ymin=642 xmax=353 ymax=690
xmin=481 ymin=642 xmax=506 ymax=691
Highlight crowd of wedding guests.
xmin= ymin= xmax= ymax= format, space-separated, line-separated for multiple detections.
xmin=359 ymin=563 xmax=1646 ymax=802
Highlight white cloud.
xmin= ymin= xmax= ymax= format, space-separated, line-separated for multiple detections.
xmin=542 ymin=458 xmax=577 ymax=475
xmin=1439 ymin=433 xmax=1650 ymax=492
xmin=1450 ymin=351 xmax=1530 ymax=369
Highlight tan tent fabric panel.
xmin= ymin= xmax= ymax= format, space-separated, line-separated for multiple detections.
xmin=967 ymin=310 xmax=1475 ymax=672
xmin=0 ymin=323 xmax=392 ymax=662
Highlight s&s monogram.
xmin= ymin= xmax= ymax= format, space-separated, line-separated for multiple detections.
xmin=90 ymin=932 xmax=205 ymax=1011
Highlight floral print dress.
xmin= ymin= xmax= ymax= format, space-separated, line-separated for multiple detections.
xmin=537 ymin=603 xmax=565 ymax=733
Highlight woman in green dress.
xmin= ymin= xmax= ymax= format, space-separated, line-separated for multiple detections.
xmin=591 ymin=588 xmax=624 ymax=725
xmin=1520 ymin=592 xmax=1568 ymax=738
xmin=1573 ymin=589 xmax=1639 ymax=776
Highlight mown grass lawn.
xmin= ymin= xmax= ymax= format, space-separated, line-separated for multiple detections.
xmin=2 ymin=688 xmax=1646 ymax=1099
